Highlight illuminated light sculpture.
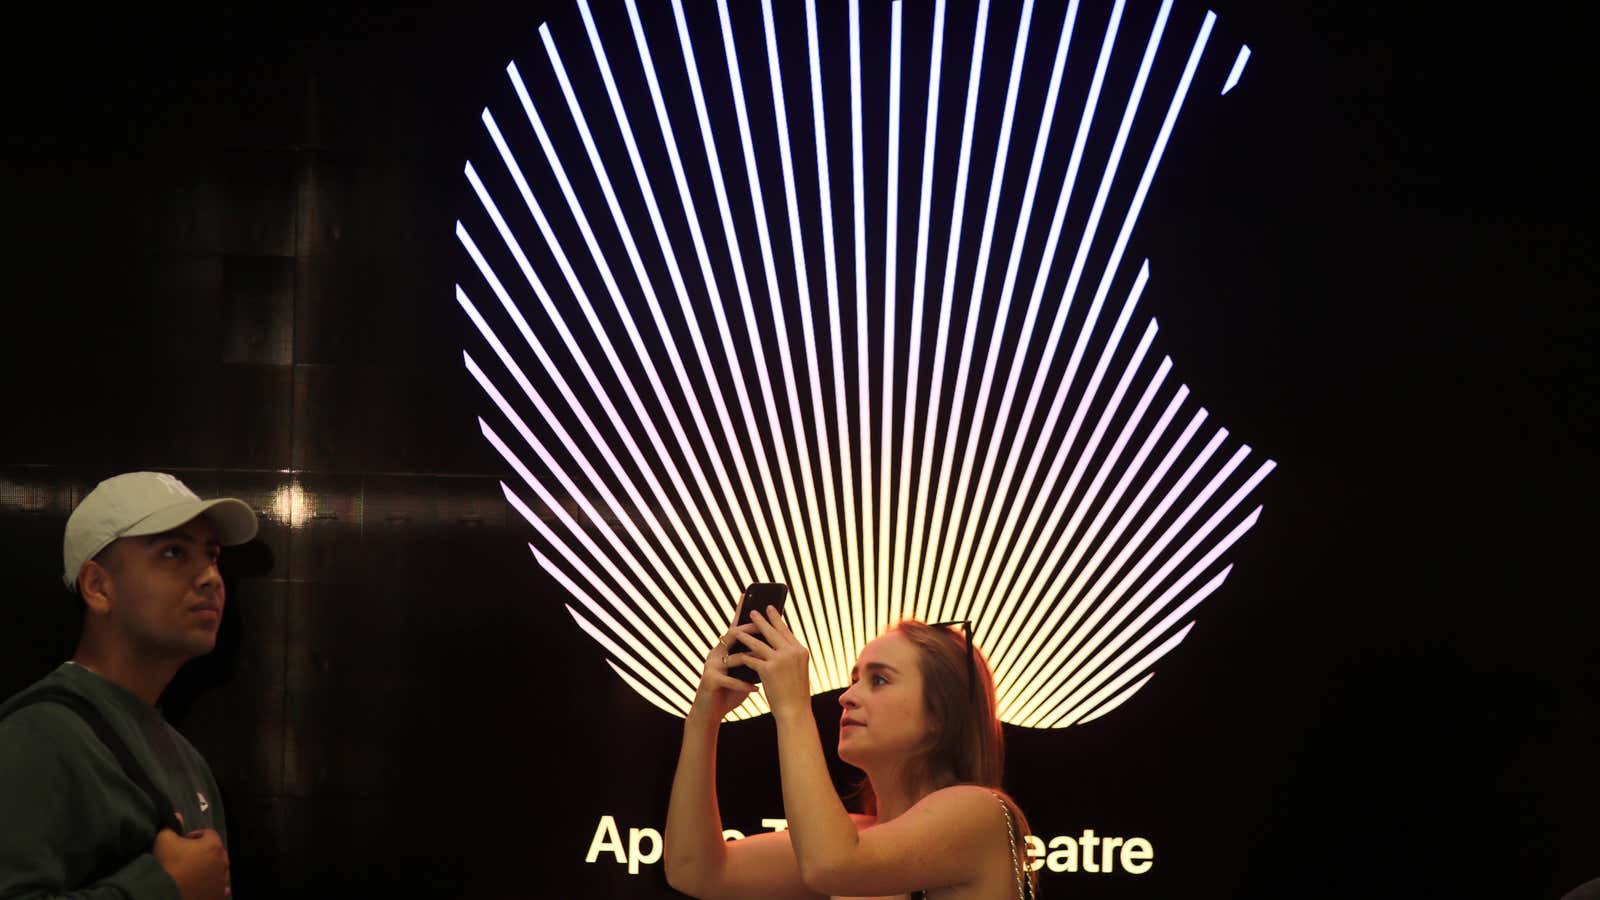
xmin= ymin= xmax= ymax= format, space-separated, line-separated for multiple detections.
xmin=456 ymin=0 xmax=1273 ymax=726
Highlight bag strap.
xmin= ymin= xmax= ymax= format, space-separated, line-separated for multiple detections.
xmin=4 ymin=687 xmax=185 ymax=834
xmin=993 ymin=793 xmax=1033 ymax=900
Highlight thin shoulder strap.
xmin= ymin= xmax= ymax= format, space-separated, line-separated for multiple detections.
xmin=5 ymin=687 xmax=185 ymax=834
xmin=991 ymin=792 xmax=1033 ymax=900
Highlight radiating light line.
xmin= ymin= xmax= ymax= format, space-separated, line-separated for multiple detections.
xmin=923 ymin=0 xmax=1035 ymax=626
xmin=718 ymin=0 xmax=846 ymax=685
xmin=575 ymin=0 xmax=786 ymax=599
xmin=1008 ymin=443 xmax=1259 ymax=723
xmin=986 ymin=381 xmax=1199 ymax=679
xmin=891 ymin=0 xmax=949 ymax=628
xmin=458 ymin=178 xmax=721 ymax=624
xmin=621 ymin=0 xmax=828 ymax=687
xmin=803 ymin=0 xmax=867 ymax=678
xmin=997 ymin=417 xmax=1225 ymax=710
xmin=460 ymin=318 xmax=716 ymax=653
xmin=479 ymin=418 xmax=706 ymax=688
xmin=968 ymin=3 xmax=1219 ymax=643
xmin=848 ymin=0 xmax=872 ymax=662
xmin=877 ymin=0 xmax=904 ymax=635
xmin=999 ymin=10 xmax=1227 ymax=716
xmin=1059 ymin=624 xmax=1190 ymax=726
xmin=995 ymin=319 xmax=1164 ymax=627
xmin=456 ymin=210 xmax=724 ymax=635
xmin=932 ymin=0 xmax=1081 ymax=626
xmin=458 ymin=1 xmax=1275 ymax=727
xmin=484 ymin=81 xmax=748 ymax=604
xmin=984 ymin=351 xmax=1172 ymax=667
xmin=905 ymin=0 xmax=992 ymax=623
xmin=975 ymin=260 xmax=1152 ymax=637
xmin=1047 ymin=558 xmax=1239 ymax=727
xmin=665 ymin=0 xmax=836 ymax=687
xmin=537 ymin=23 xmax=762 ymax=590
xmin=952 ymin=0 xmax=1143 ymax=630
xmin=1222 ymin=43 xmax=1250 ymax=95
xmin=1039 ymin=511 xmax=1254 ymax=726
xmin=792 ymin=0 xmax=860 ymax=684
xmin=498 ymin=478 xmax=698 ymax=713
xmin=1074 ymin=671 xmax=1153 ymax=725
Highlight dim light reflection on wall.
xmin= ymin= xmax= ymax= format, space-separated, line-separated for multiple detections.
xmin=270 ymin=482 xmax=310 ymax=529
xmin=455 ymin=0 xmax=1272 ymax=727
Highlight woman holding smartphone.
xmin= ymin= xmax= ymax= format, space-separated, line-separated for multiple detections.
xmin=664 ymin=604 xmax=1036 ymax=899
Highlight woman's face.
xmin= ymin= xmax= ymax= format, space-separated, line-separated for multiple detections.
xmin=837 ymin=631 xmax=930 ymax=768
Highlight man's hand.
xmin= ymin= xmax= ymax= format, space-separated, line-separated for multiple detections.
xmin=153 ymin=828 xmax=230 ymax=900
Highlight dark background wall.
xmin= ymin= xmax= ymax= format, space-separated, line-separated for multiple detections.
xmin=1 ymin=1 xmax=1594 ymax=898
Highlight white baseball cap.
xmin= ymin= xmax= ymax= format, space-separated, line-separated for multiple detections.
xmin=62 ymin=472 xmax=259 ymax=591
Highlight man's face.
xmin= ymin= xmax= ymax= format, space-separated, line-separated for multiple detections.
xmin=99 ymin=516 xmax=226 ymax=660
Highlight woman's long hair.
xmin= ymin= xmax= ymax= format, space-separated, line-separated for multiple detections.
xmin=853 ymin=619 xmax=1037 ymax=893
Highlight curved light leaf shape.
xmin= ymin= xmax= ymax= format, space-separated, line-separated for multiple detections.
xmin=455 ymin=0 xmax=1273 ymax=727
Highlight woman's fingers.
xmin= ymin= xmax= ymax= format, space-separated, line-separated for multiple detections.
xmin=713 ymin=674 xmax=759 ymax=693
xmin=748 ymin=607 xmax=795 ymax=647
xmin=725 ymin=651 xmax=765 ymax=670
xmin=764 ymin=606 xmax=796 ymax=640
xmin=732 ymin=629 xmax=775 ymax=657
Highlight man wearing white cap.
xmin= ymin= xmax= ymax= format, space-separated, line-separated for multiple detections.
xmin=0 ymin=472 xmax=258 ymax=900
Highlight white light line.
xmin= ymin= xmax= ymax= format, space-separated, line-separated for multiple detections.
xmin=849 ymin=0 xmax=872 ymax=655
xmin=603 ymin=657 xmax=691 ymax=718
xmin=614 ymin=0 xmax=790 ymax=595
xmin=996 ymin=413 xmax=1222 ymax=709
xmin=480 ymin=418 xmax=706 ymax=686
xmin=614 ymin=0 xmax=796 ymax=624
xmin=575 ymin=0 xmax=785 ymax=596
xmin=1046 ymin=559 xmax=1235 ymax=727
xmin=1057 ymin=622 xmax=1192 ymax=726
xmin=460 ymin=316 xmax=716 ymax=651
xmin=1008 ymin=442 xmax=1259 ymax=724
xmin=905 ymin=0 xmax=992 ymax=623
xmin=965 ymin=0 xmax=1205 ymax=636
xmin=923 ymin=0 xmax=1035 ymax=626
xmin=1040 ymin=511 xmax=1256 ymax=725
xmin=933 ymin=0 xmax=1081 ymax=628
xmin=891 ymin=0 xmax=948 ymax=626
xmin=877 ymin=1 xmax=904 ymax=631
xmin=457 ymin=189 xmax=727 ymax=638
xmin=664 ymin=0 xmax=834 ymax=687
xmin=1221 ymin=43 xmax=1250 ymax=95
xmin=537 ymin=24 xmax=760 ymax=591
xmin=801 ymin=0 xmax=863 ymax=674
xmin=760 ymin=0 xmax=852 ymax=685
xmin=946 ymin=0 xmax=1132 ymax=631
xmin=1001 ymin=10 xmax=1224 ymax=715
xmin=499 ymin=478 xmax=698 ymax=708
xmin=714 ymin=0 xmax=842 ymax=685
xmin=490 ymin=76 xmax=749 ymax=605
xmin=985 ymin=324 xmax=1167 ymax=642
xmin=1072 ymin=671 xmax=1153 ymax=725
xmin=986 ymin=379 xmax=1196 ymax=677
xmin=455 ymin=214 xmax=727 ymax=638
xmin=503 ymin=482 xmax=688 ymax=710
xmin=974 ymin=261 xmax=1152 ymax=636
xmin=985 ymin=265 xmax=1152 ymax=621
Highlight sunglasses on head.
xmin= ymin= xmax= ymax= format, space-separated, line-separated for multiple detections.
xmin=929 ymin=620 xmax=976 ymax=702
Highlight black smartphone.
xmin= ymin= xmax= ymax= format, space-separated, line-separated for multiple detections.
xmin=728 ymin=582 xmax=789 ymax=684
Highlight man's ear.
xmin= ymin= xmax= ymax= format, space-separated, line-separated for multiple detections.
xmin=78 ymin=556 xmax=115 ymax=617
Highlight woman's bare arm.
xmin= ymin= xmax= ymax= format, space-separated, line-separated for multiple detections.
xmin=662 ymin=623 xmax=823 ymax=900
xmin=735 ymin=609 xmax=1010 ymax=897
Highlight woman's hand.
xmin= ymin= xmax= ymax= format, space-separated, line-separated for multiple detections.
xmin=730 ymin=607 xmax=812 ymax=718
xmin=689 ymin=622 xmax=763 ymax=723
